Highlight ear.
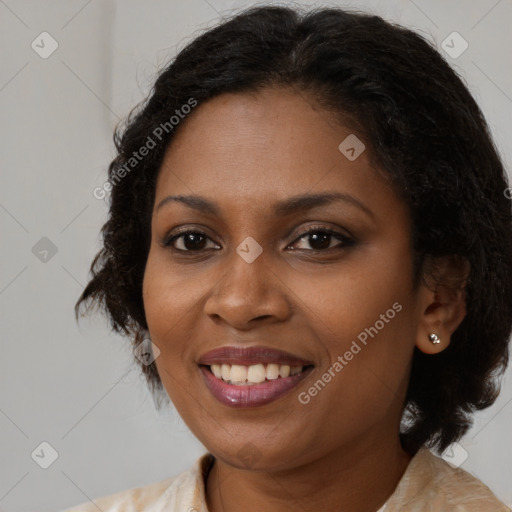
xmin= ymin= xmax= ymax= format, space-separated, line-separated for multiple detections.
xmin=415 ymin=255 xmax=470 ymax=355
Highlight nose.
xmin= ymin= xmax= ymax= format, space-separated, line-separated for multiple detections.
xmin=203 ymin=245 xmax=292 ymax=330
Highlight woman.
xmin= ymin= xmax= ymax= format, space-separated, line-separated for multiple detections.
xmin=66 ymin=5 xmax=512 ymax=511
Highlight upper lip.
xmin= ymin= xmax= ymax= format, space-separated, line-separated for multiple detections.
xmin=197 ymin=346 xmax=314 ymax=367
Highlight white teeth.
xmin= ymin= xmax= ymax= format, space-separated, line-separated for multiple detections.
xmin=247 ymin=364 xmax=266 ymax=383
xmin=230 ymin=364 xmax=247 ymax=384
xmin=279 ymin=365 xmax=290 ymax=378
xmin=209 ymin=363 xmax=306 ymax=385
xmin=266 ymin=363 xmax=280 ymax=380
xmin=221 ymin=364 xmax=231 ymax=381
xmin=211 ymin=364 xmax=222 ymax=379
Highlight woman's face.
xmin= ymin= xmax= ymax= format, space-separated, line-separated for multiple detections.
xmin=143 ymin=87 xmax=424 ymax=469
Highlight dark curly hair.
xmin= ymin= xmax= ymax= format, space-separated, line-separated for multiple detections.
xmin=76 ymin=5 xmax=512 ymax=454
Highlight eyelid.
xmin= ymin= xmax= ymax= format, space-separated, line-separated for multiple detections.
xmin=163 ymin=224 xmax=220 ymax=244
xmin=291 ymin=223 xmax=353 ymax=241
xmin=162 ymin=226 xmax=221 ymax=250
xmin=163 ymin=223 xmax=354 ymax=252
xmin=287 ymin=224 xmax=354 ymax=250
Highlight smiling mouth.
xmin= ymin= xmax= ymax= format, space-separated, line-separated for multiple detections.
xmin=201 ymin=363 xmax=314 ymax=386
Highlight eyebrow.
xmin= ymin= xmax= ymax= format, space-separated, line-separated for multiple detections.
xmin=156 ymin=192 xmax=374 ymax=219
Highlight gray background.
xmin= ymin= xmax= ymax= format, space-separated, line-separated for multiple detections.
xmin=1 ymin=0 xmax=511 ymax=510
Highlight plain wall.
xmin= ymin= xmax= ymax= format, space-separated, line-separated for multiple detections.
xmin=1 ymin=0 xmax=511 ymax=510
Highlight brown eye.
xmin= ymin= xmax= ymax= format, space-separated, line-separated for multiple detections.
xmin=165 ymin=231 xmax=220 ymax=251
xmin=288 ymin=228 xmax=353 ymax=252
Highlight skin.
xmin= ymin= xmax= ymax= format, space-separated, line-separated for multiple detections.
xmin=142 ymin=86 xmax=467 ymax=512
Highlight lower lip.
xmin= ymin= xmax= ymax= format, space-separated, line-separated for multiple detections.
xmin=199 ymin=365 xmax=313 ymax=408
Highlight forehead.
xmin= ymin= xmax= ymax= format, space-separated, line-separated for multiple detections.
xmin=154 ymin=87 xmax=396 ymax=216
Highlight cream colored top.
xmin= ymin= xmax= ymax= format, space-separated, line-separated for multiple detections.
xmin=61 ymin=447 xmax=510 ymax=511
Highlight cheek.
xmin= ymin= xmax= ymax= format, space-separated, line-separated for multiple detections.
xmin=143 ymin=249 xmax=203 ymax=329
xmin=291 ymin=250 xmax=412 ymax=345
xmin=142 ymin=251 xmax=198 ymax=365
xmin=290 ymin=244 xmax=416 ymax=401
xmin=296 ymin=286 xmax=414 ymax=439
xmin=142 ymin=253 xmax=203 ymax=416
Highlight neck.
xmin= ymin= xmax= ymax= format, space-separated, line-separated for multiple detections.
xmin=205 ymin=436 xmax=413 ymax=512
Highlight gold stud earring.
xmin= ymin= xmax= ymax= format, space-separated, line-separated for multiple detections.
xmin=428 ymin=333 xmax=441 ymax=344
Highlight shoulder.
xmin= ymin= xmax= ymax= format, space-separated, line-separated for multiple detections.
xmin=385 ymin=447 xmax=510 ymax=511
xmin=60 ymin=475 xmax=180 ymax=512
xmin=60 ymin=452 xmax=214 ymax=512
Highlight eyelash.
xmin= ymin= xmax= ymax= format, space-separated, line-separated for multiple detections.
xmin=162 ymin=225 xmax=354 ymax=254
